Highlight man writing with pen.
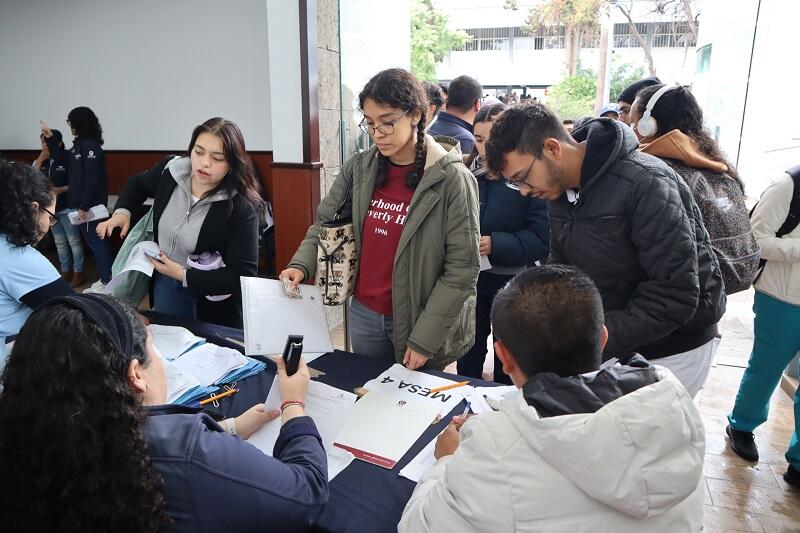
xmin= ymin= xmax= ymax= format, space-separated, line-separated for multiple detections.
xmin=399 ymin=265 xmax=706 ymax=533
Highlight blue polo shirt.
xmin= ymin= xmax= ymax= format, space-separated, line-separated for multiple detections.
xmin=0 ymin=235 xmax=60 ymax=364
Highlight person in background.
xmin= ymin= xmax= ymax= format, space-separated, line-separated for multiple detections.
xmin=599 ymin=104 xmax=619 ymax=120
xmin=427 ymin=75 xmax=483 ymax=154
xmin=41 ymin=107 xmax=112 ymax=290
xmin=438 ymin=83 xmax=449 ymax=111
xmin=281 ymin=68 xmax=479 ymax=371
xmin=97 ymin=118 xmax=263 ymax=329
xmin=422 ymin=81 xmax=445 ymax=131
xmin=485 ymin=103 xmax=726 ymax=398
xmin=0 ymin=161 xmax=73 ymax=366
xmin=726 ymin=168 xmax=800 ymax=489
xmin=616 ymin=77 xmax=661 ymax=125
xmin=399 ymin=265 xmax=705 ymax=533
xmin=562 ymin=119 xmax=575 ymax=134
xmin=0 ymin=293 xmax=328 ymax=532
xmin=457 ymin=104 xmax=549 ymax=383
xmin=33 ymin=129 xmax=85 ymax=287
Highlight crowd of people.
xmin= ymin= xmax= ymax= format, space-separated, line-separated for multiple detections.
xmin=0 ymin=64 xmax=798 ymax=531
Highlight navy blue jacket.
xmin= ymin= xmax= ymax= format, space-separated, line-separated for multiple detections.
xmin=144 ymin=405 xmax=329 ymax=532
xmin=427 ymin=112 xmax=475 ymax=154
xmin=46 ymin=136 xmax=107 ymax=211
xmin=473 ymin=157 xmax=549 ymax=269
xmin=39 ymin=157 xmax=69 ymax=211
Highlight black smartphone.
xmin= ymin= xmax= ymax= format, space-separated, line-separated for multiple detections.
xmin=282 ymin=335 xmax=304 ymax=376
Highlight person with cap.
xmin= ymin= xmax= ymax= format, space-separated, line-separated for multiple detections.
xmin=599 ymin=104 xmax=620 ymax=120
xmin=428 ymin=75 xmax=484 ymax=154
xmin=0 ymin=293 xmax=329 ymax=532
xmin=616 ymin=76 xmax=661 ymax=125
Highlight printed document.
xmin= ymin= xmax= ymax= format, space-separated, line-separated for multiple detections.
xmin=148 ymin=324 xmax=205 ymax=361
xmin=170 ymin=343 xmax=247 ymax=386
xmin=363 ymin=364 xmax=470 ymax=418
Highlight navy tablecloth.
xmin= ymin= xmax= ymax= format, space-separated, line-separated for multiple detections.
xmin=146 ymin=311 xmax=499 ymax=533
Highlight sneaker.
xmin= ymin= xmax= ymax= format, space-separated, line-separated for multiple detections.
xmin=83 ymin=280 xmax=112 ymax=295
xmin=726 ymin=425 xmax=759 ymax=462
xmin=784 ymin=464 xmax=800 ymax=489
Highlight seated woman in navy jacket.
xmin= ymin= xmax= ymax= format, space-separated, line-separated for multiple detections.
xmin=0 ymin=294 xmax=328 ymax=532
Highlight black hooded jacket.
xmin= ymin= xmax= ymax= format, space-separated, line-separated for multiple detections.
xmin=549 ymin=119 xmax=726 ymax=360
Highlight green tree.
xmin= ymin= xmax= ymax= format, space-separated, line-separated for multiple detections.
xmin=410 ymin=0 xmax=469 ymax=82
xmin=610 ymin=55 xmax=646 ymax=103
xmin=546 ymin=67 xmax=597 ymax=120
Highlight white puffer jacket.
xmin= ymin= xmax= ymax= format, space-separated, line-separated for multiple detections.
xmin=399 ymin=369 xmax=705 ymax=533
xmin=752 ymin=172 xmax=800 ymax=305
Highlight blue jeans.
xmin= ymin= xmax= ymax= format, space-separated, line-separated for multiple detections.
xmin=50 ymin=210 xmax=84 ymax=272
xmin=153 ymin=272 xmax=197 ymax=320
xmin=77 ymin=217 xmax=112 ymax=283
xmin=349 ymin=297 xmax=396 ymax=361
xmin=729 ymin=291 xmax=800 ymax=469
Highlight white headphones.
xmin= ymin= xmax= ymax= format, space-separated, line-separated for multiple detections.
xmin=635 ymin=85 xmax=679 ymax=138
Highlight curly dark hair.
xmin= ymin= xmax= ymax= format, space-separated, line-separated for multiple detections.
xmin=0 ymin=299 xmax=169 ymax=532
xmin=359 ymin=69 xmax=428 ymax=188
xmin=465 ymin=103 xmax=507 ymax=168
xmin=68 ymin=106 xmax=104 ymax=145
xmin=188 ymin=117 xmax=265 ymax=220
xmin=485 ymin=103 xmax=571 ymax=176
xmin=634 ymin=84 xmax=742 ymax=185
xmin=0 ymin=160 xmax=54 ymax=247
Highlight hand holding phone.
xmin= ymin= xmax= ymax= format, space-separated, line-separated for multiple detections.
xmin=282 ymin=335 xmax=304 ymax=376
xmin=143 ymin=248 xmax=163 ymax=261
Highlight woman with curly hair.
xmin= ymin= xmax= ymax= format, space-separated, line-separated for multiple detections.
xmin=0 ymin=160 xmax=72 ymax=364
xmin=41 ymin=106 xmax=113 ymax=289
xmin=281 ymin=69 xmax=480 ymax=370
xmin=97 ymin=117 xmax=263 ymax=328
xmin=0 ymin=293 xmax=328 ymax=532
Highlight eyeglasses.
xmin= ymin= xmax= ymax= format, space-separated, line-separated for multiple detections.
xmin=503 ymin=144 xmax=544 ymax=191
xmin=358 ymin=114 xmax=406 ymax=136
xmin=40 ymin=206 xmax=57 ymax=227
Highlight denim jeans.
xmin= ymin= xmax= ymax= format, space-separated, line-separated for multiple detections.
xmin=349 ymin=297 xmax=396 ymax=362
xmin=77 ymin=217 xmax=112 ymax=283
xmin=50 ymin=210 xmax=84 ymax=272
xmin=153 ymin=272 xmax=197 ymax=320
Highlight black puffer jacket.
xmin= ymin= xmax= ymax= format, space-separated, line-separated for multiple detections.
xmin=550 ymin=118 xmax=726 ymax=360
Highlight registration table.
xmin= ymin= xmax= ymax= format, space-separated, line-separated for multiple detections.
xmin=146 ymin=312 xmax=500 ymax=533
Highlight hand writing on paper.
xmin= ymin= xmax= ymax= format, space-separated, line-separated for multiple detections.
xmin=479 ymin=236 xmax=492 ymax=256
xmin=434 ymin=421 xmax=461 ymax=459
xmin=148 ymin=252 xmax=185 ymax=282
xmin=235 ymin=404 xmax=281 ymax=439
xmin=97 ymin=212 xmax=131 ymax=239
xmin=279 ymin=268 xmax=305 ymax=290
xmin=403 ymin=347 xmax=428 ymax=370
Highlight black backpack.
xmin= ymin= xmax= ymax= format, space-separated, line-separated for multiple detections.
xmin=751 ymin=164 xmax=800 ymax=282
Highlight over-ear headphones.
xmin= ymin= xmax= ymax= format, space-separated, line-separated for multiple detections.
xmin=635 ymin=85 xmax=679 ymax=138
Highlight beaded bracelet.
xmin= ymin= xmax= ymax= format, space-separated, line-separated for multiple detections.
xmin=280 ymin=400 xmax=305 ymax=412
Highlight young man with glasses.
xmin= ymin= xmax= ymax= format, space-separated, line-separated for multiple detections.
xmin=485 ymin=104 xmax=726 ymax=398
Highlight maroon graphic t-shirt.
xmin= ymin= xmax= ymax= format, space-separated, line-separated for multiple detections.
xmin=354 ymin=161 xmax=416 ymax=315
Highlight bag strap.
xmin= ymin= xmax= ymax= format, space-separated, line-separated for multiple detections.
xmin=333 ymin=156 xmax=356 ymax=221
xmin=776 ymin=165 xmax=800 ymax=238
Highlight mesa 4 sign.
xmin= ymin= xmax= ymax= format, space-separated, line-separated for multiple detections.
xmin=378 ymin=376 xmax=454 ymax=403
xmin=363 ymin=364 xmax=470 ymax=417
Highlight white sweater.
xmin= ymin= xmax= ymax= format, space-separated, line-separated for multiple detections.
xmin=752 ymin=172 xmax=800 ymax=305
xmin=399 ymin=369 xmax=705 ymax=533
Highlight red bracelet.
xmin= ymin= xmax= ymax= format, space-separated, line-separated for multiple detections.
xmin=280 ymin=400 xmax=305 ymax=412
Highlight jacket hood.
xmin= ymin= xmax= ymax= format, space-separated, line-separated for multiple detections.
xmin=640 ymin=129 xmax=728 ymax=173
xmin=167 ymin=156 xmax=231 ymax=202
xmin=499 ymin=367 xmax=705 ymax=519
xmin=572 ymin=118 xmax=639 ymax=188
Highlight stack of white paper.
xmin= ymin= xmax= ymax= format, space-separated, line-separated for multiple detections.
xmin=67 ymin=204 xmax=109 ymax=225
xmin=171 ymin=343 xmax=247 ymax=386
xmin=149 ymin=324 xmax=206 ymax=361
xmin=248 ymin=377 xmax=358 ymax=480
xmin=164 ymin=359 xmax=204 ymax=403
xmin=362 ymin=364 xmax=471 ymax=418
xmin=240 ymin=277 xmax=333 ymax=355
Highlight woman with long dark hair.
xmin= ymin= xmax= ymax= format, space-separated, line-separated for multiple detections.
xmin=0 ymin=160 xmax=72 ymax=364
xmin=98 ymin=117 xmax=263 ymax=327
xmin=0 ymin=294 xmax=328 ymax=532
xmin=457 ymin=104 xmax=549 ymax=383
xmin=281 ymin=69 xmax=480 ymax=370
xmin=42 ymin=106 xmax=113 ymax=289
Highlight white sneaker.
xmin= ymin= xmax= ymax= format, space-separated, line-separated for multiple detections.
xmin=83 ymin=280 xmax=112 ymax=295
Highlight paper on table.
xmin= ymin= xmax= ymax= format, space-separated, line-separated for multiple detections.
xmin=149 ymin=324 xmax=205 ymax=360
xmin=465 ymin=385 xmax=518 ymax=414
xmin=334 ymin=390 xmax=443 ymax=469
xmin=67 ymin=204 xmax=109 ymax=225
xmin=248 ymin=376 xmax=358 ymax=480
xmin=480 ymin=255 xmax=492 ymax=272
xmin=106 ymin=241 xmax=161 ymax=290
xmin=164 ymin=359 xmax=203 ymax=403
xmin=399 ymin=430 xmax=442 ymax=483
xmin=170 ymin=343 xmax=247 ymax=386
xmin=363 ymin=364 xmax=470 ymax=418
xmin=241 ymin=277 xmax=333 ymax=355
